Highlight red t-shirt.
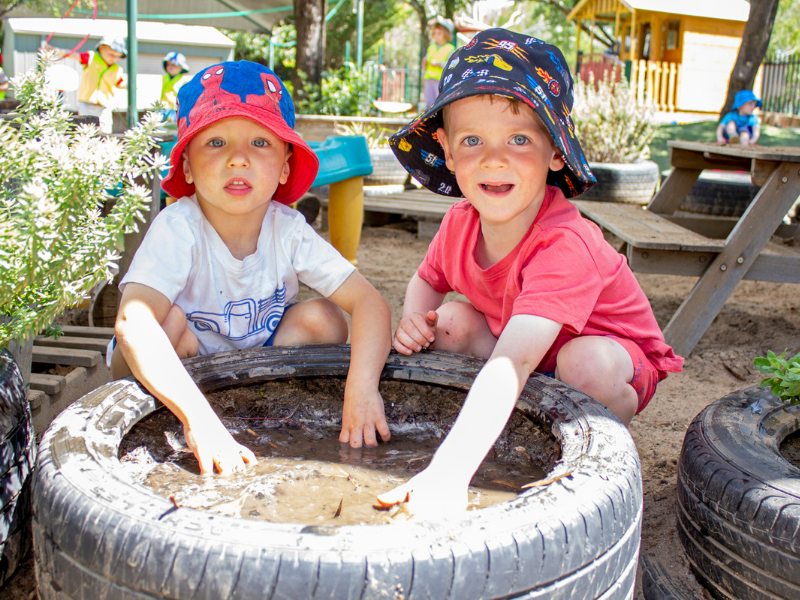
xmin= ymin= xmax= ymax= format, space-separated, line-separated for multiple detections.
xmin=418 ymin=186 xmax=684 ymax=379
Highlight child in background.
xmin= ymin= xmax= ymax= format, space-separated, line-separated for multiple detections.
xmin=716 ymin=90 xmax=761 ymax=145
xmin=110 ymin=61 xmax=392 ymax=475
xmin=422 ymin=17 xmax=456 ymax=108
xmin=47 ymin=36 xmax=127 ymax=133
xmin=160 ymin=51 xmax=190 ymax=123
xmin=380 ymin=29 xmax=683 ymax=518
xmin=0 ymin=64 xmax=8 ymax=100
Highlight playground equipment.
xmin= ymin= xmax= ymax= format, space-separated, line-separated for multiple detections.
xmin=309 ymin=136 xmax=373 ymax=266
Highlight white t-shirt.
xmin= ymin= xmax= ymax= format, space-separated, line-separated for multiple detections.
xmin=120 ymin=196 xmax=355 ymax=355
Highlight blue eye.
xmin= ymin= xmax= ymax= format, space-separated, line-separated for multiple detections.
xmin=512 ymin=135 xmax=528 ymax=145
xmin=209 ymin=139 xmax=224 ymax=148
xmin=464 ymin=136 xmax=480 ymax=146
xmin=253 ymin=138 xmax=268 ymax=147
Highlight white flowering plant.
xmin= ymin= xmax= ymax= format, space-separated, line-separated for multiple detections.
xmin=0 ymin=50 xmax=167 ymax=348
xmin=572 ymin=70 xmax=657 ymax=163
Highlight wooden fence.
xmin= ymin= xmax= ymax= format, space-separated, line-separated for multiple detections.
xmin=760 ymin=53 xmax=800 ymax=116
xmin=578 ymin=53 xmax=680 ymax=112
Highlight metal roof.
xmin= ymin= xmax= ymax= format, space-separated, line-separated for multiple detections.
xmin=6 ymin=18 xmax=235 ymax=48
xmin=5 ymin=0 xmax=292 ymax=33
xmin=568 ymin=0 xmax=750 ymax=23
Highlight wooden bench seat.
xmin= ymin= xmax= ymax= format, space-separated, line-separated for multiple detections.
xmin=572 ymin=200 xmax=800 ymax=283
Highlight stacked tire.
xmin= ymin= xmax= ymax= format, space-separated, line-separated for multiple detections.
xmin=678 ymin=386 xmax=800 ymax=599
xmin=0 ymin=349 xmax=36 ymax=587
xmin=33 ymin=346 xmax=643 ymax=600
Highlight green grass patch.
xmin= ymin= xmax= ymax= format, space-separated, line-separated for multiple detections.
xmin=648 ymin=121 xmax=800 ymax=174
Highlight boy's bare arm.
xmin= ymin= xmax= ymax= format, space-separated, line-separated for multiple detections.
xmin=115 ymin=283 xmax=257 ymax=474
xmin=715 ymin=122 xmax=727 ymax=143
xmin=328 ymin=271 xmax=392 ymax=447
xmin=393 ymin=273 xmax=446 ymax=355
xmin=378 ymin=314 xmax=562 ymax=519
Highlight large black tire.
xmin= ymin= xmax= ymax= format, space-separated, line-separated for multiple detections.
xmin=0 ymin=349 xmax=36 ymax=588
xmin=676 ymin=171 xmax=758 ymax=217
xmin=677 ymin=386 xmax=800 ymax=600
xmin=575 ymin=160 xmax=660 ymax=205
xmin=33 ymin=346 xmax=642 ymax=600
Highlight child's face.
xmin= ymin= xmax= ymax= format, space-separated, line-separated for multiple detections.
xmin=97 ymin=45 xmax=123 ymax=65
xmin=431 ymin=25 xmax=448 ymax=44
xmin=183 ymin=116 xmax=291 ymax=220
xmin=437 ymin=95 xmax=565 ymax=227
xmin=738 ymin=100 xmax=758 ymax=116
xmin=165 ymin=62 xmax=183 ymax=76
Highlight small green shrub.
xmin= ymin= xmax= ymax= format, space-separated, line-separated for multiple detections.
xmin=754 ymin=350 xmax=800 ymax=404
xmin=333 ymin=121 xmax=390 ymax=149
xmin=0 ymin=51 xmax=166 ymax=348
xmin=572 ymin=71 xmax=657 ymax=163
xmin=294 ymin=64 xmax=376 ymax=117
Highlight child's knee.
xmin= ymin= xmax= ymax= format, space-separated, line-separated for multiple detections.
xmin=433 ymin=301 xmax=495 ymax=357
xmin=278 ymin=298 xmax=347 ymax=344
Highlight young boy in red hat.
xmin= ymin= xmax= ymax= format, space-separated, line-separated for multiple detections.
xmin=110 ymin=61 xmax=392 ymax=475
xmin=380 ymin=29 xmax=683 ymax=518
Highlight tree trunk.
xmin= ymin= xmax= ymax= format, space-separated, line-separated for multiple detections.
xmin=293 ymin=0 xmax=327 ymax=92
xmin=719 ymin=0 xmax=780 ymax=119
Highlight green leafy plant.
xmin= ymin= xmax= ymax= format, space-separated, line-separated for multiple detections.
xmin=754 ymin=350 xmax=800 ymax=404
xmin=572 ymin=70 xmax=657 ymax=163
xmin=333 ymin=121 xmax=390 ymax=149
xmin=294 ymin=64 xmax=376 ymax=117
xmin=0 ymin=50 xmax=166 ymax=348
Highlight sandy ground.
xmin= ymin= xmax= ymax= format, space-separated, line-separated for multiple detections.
xmin=4 ymin=220 xmax=799 ymax=598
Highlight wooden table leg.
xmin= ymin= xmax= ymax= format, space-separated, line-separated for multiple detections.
xmin=663 ymin=162 xmax=800 ymax=357
xmin=647 ymin=167 xmax=702 ymax=214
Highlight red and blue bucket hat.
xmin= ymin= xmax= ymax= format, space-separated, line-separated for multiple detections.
xmin=390 ymin=28 xmax=595 ymax=199
xmin=161 ymin=61 xmax=318 ymax=205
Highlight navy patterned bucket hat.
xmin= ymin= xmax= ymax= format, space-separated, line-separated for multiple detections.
xmin=390 ymin=28 xmax=595 ymax=198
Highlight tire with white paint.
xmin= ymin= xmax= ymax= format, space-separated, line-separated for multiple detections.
xmin=677 ymin=386 xmax=800 ymax=599
xmin=0 ymin=349 xmax=36 ymax=587
xmin=33 ymin=345 xmax=642 ymax=600
xmin=575 ymin=160 xmax=660 ymax=205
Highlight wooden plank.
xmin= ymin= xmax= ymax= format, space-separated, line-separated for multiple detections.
xmin=29 ymin=373 xmax=65 ymax=395
xmin=572 ymin=200 xmax=723 ymax=252
xmin=627 ymin=241 xmax=800 ymax=281
xmin=666 ymin=213 xmax=799 ymax=241
xmin=56 ymin=325 xmax=116 ymax=340
xmin=752 ymin=160 xmax=780 ymax=187
xmin=33 ymin=335 xmax=111 ymax=355
xmin=663 ymin=162 xmax=800 ymax=357
xmin=669 ymin=148 xmax=749 ymax=172
xmin=647 ymin=166 xmax=702 ymax=215
xmin=668 ymin=140 xmax=800 ymax=163
xmin=31 ymin=346 xmax=101 ymax=368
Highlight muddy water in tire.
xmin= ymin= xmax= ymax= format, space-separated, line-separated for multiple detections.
xmin=119 ymin=378 xmax=554 ymax=526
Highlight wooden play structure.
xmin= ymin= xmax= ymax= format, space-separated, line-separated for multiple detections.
xmin=567 ymin=0 xmax=750 ymax=113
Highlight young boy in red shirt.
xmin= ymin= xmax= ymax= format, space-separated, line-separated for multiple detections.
xmin=379 ymin=29 xmax=683 ymax=518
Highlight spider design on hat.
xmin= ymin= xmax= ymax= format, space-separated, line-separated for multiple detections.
xmin=180 ymin=65 xmax=238 ymax=131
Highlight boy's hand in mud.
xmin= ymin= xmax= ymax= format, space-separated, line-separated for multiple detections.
xmin=393 ymin=310 xmax=438 ymax=355
xmin=183 ymin=415 xmax=257 ymax=475
xmin=340 ymin=387 xmax=391 ymax=448
xmin=375 ymin=467 xmax=468 ymax=521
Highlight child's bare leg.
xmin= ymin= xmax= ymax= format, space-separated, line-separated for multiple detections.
xmin=431 ymin=301 xmax=497 ymax=359
xmin=110 ymin=304 xmax=198 ymax=379
xmin=272 ymin=298 xmax=348 ymax=345
xmin=738 ymin=130 xmax=752 ymax=145
xmin=554 ymin=336 xmax=638 ymax=426
xmin=725 ymin=121 xmax=738 ymax=142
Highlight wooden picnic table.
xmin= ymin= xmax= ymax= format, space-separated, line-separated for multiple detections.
xmin=573 ymin=140 xmax=800 ymax=358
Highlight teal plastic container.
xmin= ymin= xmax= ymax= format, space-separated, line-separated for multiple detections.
xmin=310 ymin=136 xmax=373 ymax=187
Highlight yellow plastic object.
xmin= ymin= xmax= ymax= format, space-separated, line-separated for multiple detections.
xmin=327 ymin=175 xmax=363 ymax=266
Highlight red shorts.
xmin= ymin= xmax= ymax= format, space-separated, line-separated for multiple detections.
xmin=538 ymin=333 xmax=660 ymax=414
